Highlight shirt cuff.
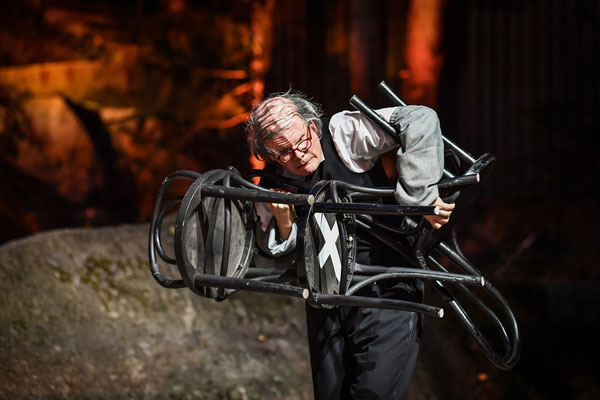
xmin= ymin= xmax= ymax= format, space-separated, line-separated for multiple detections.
xmin=266 ymin=221 xmax=297 ymax=257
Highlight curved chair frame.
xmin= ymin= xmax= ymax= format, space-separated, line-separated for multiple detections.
xmin=147 ymin=83 xmax=521 ymax=370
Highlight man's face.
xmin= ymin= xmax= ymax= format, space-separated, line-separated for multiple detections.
xmin=264 ymin=114 xmax=323 ymax=177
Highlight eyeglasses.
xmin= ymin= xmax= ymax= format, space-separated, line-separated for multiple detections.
xmin=272 ymin=124 xmax=313 ymax=163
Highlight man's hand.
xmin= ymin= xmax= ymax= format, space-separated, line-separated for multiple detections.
xmin=267 ymin=189 xmax=296 ymax=240
xmin=424 ymin=197 xmax=455 ymax=229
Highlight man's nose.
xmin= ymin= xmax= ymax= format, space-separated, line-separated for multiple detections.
xmin=293 ymin=148 xmax=306 ymax=159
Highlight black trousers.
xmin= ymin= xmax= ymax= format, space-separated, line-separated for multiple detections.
xmin=305 ymin=250 xmax=424 ymax=400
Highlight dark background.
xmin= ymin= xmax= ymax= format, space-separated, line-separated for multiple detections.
xmin=1 ymin=0 xmax=598 ymax=399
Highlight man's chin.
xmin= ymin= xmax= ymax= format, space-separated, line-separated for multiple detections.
xmin=294 ymin=160 xmax=317 ymax=176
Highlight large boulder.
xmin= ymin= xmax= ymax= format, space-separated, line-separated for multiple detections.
xmin=0 ymin=222 xmax=312 ymax=399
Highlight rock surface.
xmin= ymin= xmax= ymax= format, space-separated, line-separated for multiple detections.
xmin=0 ymin=223 xmax=311 ymax=399
xmin=0 ymin=223 xmax=438 ymax=399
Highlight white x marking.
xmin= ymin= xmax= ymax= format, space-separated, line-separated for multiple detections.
xmin=314 ymin=213 xmax=341 ymax=282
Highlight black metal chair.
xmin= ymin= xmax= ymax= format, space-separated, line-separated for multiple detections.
xmin=147 ymin=82 xmax=520 ymax=370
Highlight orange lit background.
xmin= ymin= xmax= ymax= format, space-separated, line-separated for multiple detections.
xmin=1 ymin=1 xmax=598 ymax=398
xmin=0 ymin=0 xmax=451 ymax=241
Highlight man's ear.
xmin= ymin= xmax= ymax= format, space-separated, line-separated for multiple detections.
xmin=309 ymin=119 xmax=323 ymax=139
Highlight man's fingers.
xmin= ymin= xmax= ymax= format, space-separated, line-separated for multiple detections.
xmin=438 ymin=202 xmax=455 ymax=211
xmin=267 ymin=202 xmax=288 ymax=211
xmin=426 ymin=214 xmax=449 ymax=229
xmin=437 ymin=209 xmax=452 ymax=218
xmin=431 ymin=197 xmax=455 ymax=210
xmin=266 ymin=189 xmax=293 ymax=212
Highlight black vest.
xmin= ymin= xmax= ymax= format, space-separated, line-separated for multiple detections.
xmin=308 ymin=118 xmax=392 ymax=188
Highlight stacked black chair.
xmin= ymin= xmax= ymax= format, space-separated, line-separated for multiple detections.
xmin=148 ymin=82 xmax=520 ymax=370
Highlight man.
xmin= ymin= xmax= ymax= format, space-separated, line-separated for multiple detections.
xmin=245 ymin=90 xmax=454 ymax=399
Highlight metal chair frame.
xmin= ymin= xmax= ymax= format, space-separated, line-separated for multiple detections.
xmin=148 ymin=82 xmax=520 ymax=370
